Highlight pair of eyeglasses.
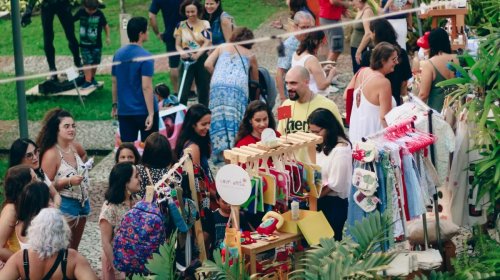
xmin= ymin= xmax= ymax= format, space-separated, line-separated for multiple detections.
xmin=25 ymin=148 xmax=40 ymax=160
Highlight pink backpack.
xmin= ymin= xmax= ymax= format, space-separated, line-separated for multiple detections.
xmin=113 ymin=200 xmax=166 ymax=274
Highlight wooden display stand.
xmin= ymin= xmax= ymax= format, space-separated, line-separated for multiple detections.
xmin=153 ymin=148 xmax=207 ymax=262
xmin=419 ymin=8 xmax=468 ymax=50
xmin=223 ymin=132 xmax=322 ymax=211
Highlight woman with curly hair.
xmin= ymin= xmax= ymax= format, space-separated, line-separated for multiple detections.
xmin=234 ymin=100 xmax=280 ymax=148
xmin=205 ymin=27 xmax=260 ymax=163
xmin=0 ymin=208 xmax=98 ymax=279
xmin=36 ymin=108 xmax=89 ymax=250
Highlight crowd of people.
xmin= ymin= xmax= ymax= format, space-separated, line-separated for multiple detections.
xmin=1 ymin=0 xmax=461 ymax=278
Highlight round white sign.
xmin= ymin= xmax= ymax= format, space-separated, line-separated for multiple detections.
xmin=215 ymin=164 xmax=252 ymax=205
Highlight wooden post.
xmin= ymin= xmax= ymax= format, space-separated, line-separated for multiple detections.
xmin=183 ymin=148 xmax=207 ymax=262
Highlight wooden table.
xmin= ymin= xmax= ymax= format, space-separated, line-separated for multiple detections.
xmin=419 ymin=8 xmax=468 ymax=50
xmin=241 ymin=231 xmax=303 ymax=275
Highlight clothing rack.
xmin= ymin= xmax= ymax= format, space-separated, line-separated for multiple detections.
xmin=153 ymin=148 xmax=207 ymax=262
xmin=409 ymin=93 xmax=443 ymax=253
xmin=222 ymin=132 xmax=323 ymax=228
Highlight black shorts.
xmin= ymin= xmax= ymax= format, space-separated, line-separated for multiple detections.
xmin=163 ymin=33 xmax=180 ymax=69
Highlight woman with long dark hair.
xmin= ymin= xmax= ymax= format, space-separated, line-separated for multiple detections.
xmin=205 ymin=27 xmax=260 ymax=162
xmin=291 ymin=31 xmax=337 ymax=92
xmin=9 ymin=138 xmax=61 ymax=207
xmin=100 ymin=162 xmax=140 ymax=279
xmin=0 ymin=165 xmax=34 ymax=263
xmin=308 ymin=108 xmax=352 ymax=240
xmin=203 ymin=0 xmax=233 ymax=46
xmin=36 ymin=108 xmax=89 ymax=250
xmin=360 ymin=18 xmax=412 ymax=105
xmin=418 ymin=28 xmax=457 ymax=112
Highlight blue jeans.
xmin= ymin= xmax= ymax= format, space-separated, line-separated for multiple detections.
xmin=59 ymin=196 xmax=90 ymax=218
xmin=402 ymin=154 xmax=426 ymax=219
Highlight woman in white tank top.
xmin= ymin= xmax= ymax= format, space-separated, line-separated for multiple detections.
xmin=291 ymin=31 xmax=336 ymax=92
xmin=346 ymin=42 xmax=399 ymax=143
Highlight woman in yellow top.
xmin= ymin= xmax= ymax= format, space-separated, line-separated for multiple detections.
xmin=174 ymin=0 xmax=212 ymax=106
xmin=0 ymin=165 xmax=36 ymax=263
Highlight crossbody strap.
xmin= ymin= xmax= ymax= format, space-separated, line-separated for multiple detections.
xmin=41 ymin=250 xmax=64 ymax=280
xmin=62 ymin=249 xmax=69 ymax=280
xmin=23 ymin=249 xmax=30 ymax=280
xmin=145 ymin=167 xmax=154 ymax=186
xmin=233 ymin=46 xmax=248 ymax=75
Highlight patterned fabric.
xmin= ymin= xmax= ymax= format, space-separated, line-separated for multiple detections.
xmin=136 ymin=165 xmax=169 ymax=199
xmin=209 ymin=51 xmax=249 ymax=155
xmin=99 ymin=201 xmax=130 ymax=235
xmin=54 ymin=149 xmax=90 ymax=204
xmin=277 ymin=36 xmax=300 ymax=70
xmin=173 ymin=20 xmax=211 ymax=50
xmin=113 ymin=200 xmax=166 ymax=274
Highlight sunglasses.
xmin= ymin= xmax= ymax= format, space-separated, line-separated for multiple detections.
xmin=25 ymin=148 xmax=40 ymax=160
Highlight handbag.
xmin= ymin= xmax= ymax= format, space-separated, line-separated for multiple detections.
xmin=345 ymin=68 xmax=363 ymax=126
xmin=352 ymin=167 xmax=378 ymax=196
xmin=234 ymin=46 xmax=259 ymax=101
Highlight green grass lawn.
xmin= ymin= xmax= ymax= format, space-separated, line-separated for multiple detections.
xmin=0 ymin=0 xmax=285 ymax=56
xmin=0 ymin=72 xmax=172 ymax=120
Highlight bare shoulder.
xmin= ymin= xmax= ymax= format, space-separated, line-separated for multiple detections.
xmin=42 ymin=147 xmax=60 ymax=162
xmin=72 ymin=142 xmax=87 ymax=159
xmin=0 ymin=204 xmax=17 ymax=225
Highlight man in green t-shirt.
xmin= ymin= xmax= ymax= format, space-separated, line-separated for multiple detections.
xmin=278 ymin=66 xmax=343 ymax=161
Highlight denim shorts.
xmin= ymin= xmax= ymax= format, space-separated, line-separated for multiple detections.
xmin=319 ymin=18 xmax=344 ymax=52
xmin=81 ymin=47 xmax=102 ymax=65
xmin=59 ymin=196 xmax=91 ymax=218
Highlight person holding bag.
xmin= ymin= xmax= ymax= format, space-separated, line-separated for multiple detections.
xmin=205 ymin=27 xmax=259 ymax=163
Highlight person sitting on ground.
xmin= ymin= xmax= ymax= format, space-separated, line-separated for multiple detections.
xmin=0 ymin=166 xmax=35 ymax=264
xmin=418 ymin=28 xmax=458 ymax=112
xmin=73 ymin=0 xmax=110 ymax=89
xmin=0 ymin=208 xmax=98 ymax=279
xmin=115 ymin=142 xmax=141 ymax=165
xmin=100 ymin=162 xmax=140 ymax=280
xmin=15 ymin=181 xmax=51 ymax=251
xmin=292 ymin=31 xmax=338 ymax=93
xmin=155 ymin=83 xmax=179 ymax=109
xmin=9 ymin=138 xmax=61 ymax=207
xmin=136 ymin=132 xmax=173 ymax=198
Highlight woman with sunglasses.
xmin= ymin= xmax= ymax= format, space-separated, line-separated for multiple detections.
xmin=8 ymin=138 xmax=61 ymax=208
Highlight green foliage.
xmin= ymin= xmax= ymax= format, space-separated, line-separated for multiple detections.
xmin=289 ymin=211 xmax=396 ymax=280
xmin=414 ymin=270 xmax=496 ymax=280
xmin=466 ymin=0 xmax=499 ymax=36
xmin=0 ymin=72 xmax=171 ymax=120
xmin=196 ymin=249 xmax=252 ymax=280
xmin=0 ymin=0 xmax=285 ymax=56
xmin=435 ymin=27 xmax=500 ymax=209
xmin=132 ymin=230 xmax=179 ymax=280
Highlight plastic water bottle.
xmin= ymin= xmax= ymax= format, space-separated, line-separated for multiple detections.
xmin=291 ymin=199 xmax=299 ymax=221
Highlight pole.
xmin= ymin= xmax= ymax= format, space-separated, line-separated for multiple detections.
xmin=414 ymin=0 xmax=423 ymax=36
xmin=11 ymin=0 xmax=29 ymax=138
